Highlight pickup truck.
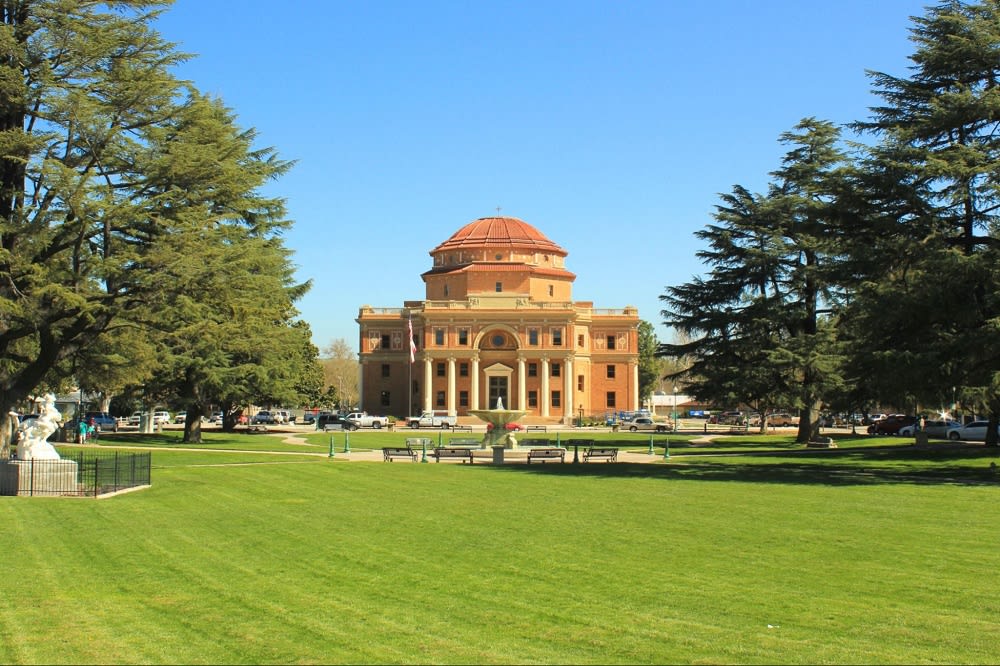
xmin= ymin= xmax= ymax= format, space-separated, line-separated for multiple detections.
xmin=344 ymin=412 xmax=389 ymax=429
xmin=407 ymin=411 xmax=457 ymax=429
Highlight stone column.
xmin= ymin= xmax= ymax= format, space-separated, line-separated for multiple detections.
xmin=517 ymin=355 xmax=526 ymax=411
xmin=447 ymin=356 xmax=457 ymax=415
xmin=471 ymin=355 xmax=480 ymax=410
xmin=423 ymin=357 xmax=433 ymax=413
xmin=631 ymin=362 xmax=640 ymax=411
xmin=540 ymin=356 xmax=550 ymax=418
xmin=564 ymin=356 xmax=574 ymax=423
xmin=358 ymin=360 xmax=365 ymax=412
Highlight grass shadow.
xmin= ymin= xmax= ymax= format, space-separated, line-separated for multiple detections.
xmin=483 ymin=443 xmax=1000 ymax=487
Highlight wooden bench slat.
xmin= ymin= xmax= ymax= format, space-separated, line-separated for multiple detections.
xmin=526 ymin=448 xmax=565 ymax=464
xmin=583 ymin=447 xmax=618 ymax=463
xmin=382 ymin=446 xmax=417 ymax=462
xmin=432 ymin=447 xmax=474 ymax=464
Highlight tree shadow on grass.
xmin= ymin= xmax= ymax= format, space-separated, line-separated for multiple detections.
xmin=484 ymin=445 xmax=1000 ymax=487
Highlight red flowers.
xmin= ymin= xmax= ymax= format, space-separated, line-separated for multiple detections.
xmin=486 ymin=422 xmax=522 ymax=431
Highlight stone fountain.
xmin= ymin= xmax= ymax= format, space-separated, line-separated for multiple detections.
xmin=3 ymin=393 xmax=78 ymax=496
xmin=468 ymin=396 xmax=528 ymax=450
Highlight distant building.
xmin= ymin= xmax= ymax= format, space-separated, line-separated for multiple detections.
xmin=356 ymin=216 xmax=640 ymax=422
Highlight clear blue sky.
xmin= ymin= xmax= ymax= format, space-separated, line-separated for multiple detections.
xmin=155 ymin=0 xmax=927 ymax=351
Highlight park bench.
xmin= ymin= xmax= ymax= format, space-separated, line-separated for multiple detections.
xmin=247 ymin=424 xmax=268 ymax=434
xmin=448 ymin=437 xmax=481 ymax=447
xmin=728 ymin=424 xmax=749 ymax=434
xmin=583 ymin=447 xmax=618 ymax=463
xmin=432 ymin=447 xmax=475 ymax=464
xmin=382 ymin=446 xmax=417 ymax=462
xmin=526 ymin=448 xmax=565 ymax=464
xmin=451 ymin=425 xmax=473 ymax=433
xmin=525 ymin=425 xmax=547 ymax=433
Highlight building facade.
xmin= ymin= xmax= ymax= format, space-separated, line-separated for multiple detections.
xmin=356 ymin=216 xmax=640 ymax=422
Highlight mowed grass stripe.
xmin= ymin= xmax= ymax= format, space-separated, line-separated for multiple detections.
xmin=2 ymin=456 xmax=999 ymax=663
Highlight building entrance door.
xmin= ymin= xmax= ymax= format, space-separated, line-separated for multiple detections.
xmin=488 ymin=376 xmax=508 ymax=410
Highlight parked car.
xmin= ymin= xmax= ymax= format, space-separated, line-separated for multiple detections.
xmin=174 ymin=412 xmax=186 ymax=423
xmin=316 ymin=413 xmax=358 ymax=431
xmin=753 ymin=412 xmax=795 ymax=427
xmin=867 ymin=414 xmax=916 ymax=435
xmin=898 ymin=420 xmax=961 ymax=438
xmin=152 ymin=411 xmax=170 ymax=424
xmin=84 ymin=411 xmax=119 ymax=432
xmin=252 ymin=411 xmax=274 ymax=425
xmin=128 ymin=410 xmax=143 ymax=426
xmin=209 ymin=411 xmax=223 ymax=424
xmin=946 ymin=421 xmax=1000 ymax=442
xmin=717 ymin=410 xmax=746 ymax=425
xmin=302 ymin=411 xmax=330 ymax=425
xmin=621 ymin=417 xmax=672 ymax=433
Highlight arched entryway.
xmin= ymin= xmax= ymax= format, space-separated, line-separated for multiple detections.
xmin=474 ymin=325 xmax=522 ymax=411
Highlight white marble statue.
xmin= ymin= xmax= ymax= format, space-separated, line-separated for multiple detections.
xmin=12 ymin=393 xmax=63 ymax=460
xmin=495 ymin=396 xmax=504 ymax=410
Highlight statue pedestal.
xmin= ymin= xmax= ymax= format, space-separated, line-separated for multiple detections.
xmin=1 ymin=459 xmax=80 ymax=496
xmin=492 ymin=446 xmax=506 ymax=465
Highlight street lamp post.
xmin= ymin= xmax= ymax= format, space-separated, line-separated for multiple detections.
xmin=672 ymin=385 xmax=677 ymax=430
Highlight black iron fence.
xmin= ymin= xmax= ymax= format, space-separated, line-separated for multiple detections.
xmin=0 ymin=450 xmax=151 ymax=497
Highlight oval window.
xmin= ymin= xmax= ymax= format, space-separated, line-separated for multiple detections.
xmin=492 ymin=334 xmax=505 ymax=347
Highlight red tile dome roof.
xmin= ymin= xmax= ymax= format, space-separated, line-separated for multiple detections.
xmin=431 ymin=216 xmax=567 ymax=255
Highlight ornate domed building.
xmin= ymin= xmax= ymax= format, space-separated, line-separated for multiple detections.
xmin=356 ymin=216 xmax=640 ymax=423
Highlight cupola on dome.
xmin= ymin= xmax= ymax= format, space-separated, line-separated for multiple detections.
xmin=431 ymin=216 xmax=567 ymax=256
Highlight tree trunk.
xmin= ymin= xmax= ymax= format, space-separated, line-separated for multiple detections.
xmin=986 ymin=413 xmax=999 ymax=448
xmin=182 ymin=401 xmax=204 ymax=444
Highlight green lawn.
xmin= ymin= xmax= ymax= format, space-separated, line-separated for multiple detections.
xmin=1 ymin=437 xmax=998 ymax=664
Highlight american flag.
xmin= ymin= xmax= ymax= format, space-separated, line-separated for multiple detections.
xmin=408 ymin=317 xmax=416 ymax=363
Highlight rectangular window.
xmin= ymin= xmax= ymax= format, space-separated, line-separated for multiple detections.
xmin=528 ymin=363 xmax=537 ymax=377
xmin=435 ymin=391 xmax=445 ymax=407
xmin=548 ymin=285 xmax=554 ymax=297
xmin=458 ymin=328 xmax=469 ymax=345
xmin=607 ymin=364 xmax=616 ymax=379
xmin=381 ymin=364 xmax=390 ymax=378
xmin=607 ymin=334 xmax=616 ymax=350
xmin=578 ymin=334 xmax=585 ymax=347
xmin=552 ymin=328 xmax=563 ymax=346
xmin=381 ymin=334 xmax=391 ymax=349
xmin=577 ymin=375 xmax=584 ymax=391
xmin=552 ymin=390 xmax=561 ymax=408
xmin=459 ymin=362 xmax=468 ymax=377
xmin=380 ymin=391 xmax=391 ymax=407
xmin=495 ymin=282 xmax=502 ymax=292
xmin=436 ymin=362 xmax=445 ymax=377
xmin=435 ymin=328 xmax=445 ymax=345
xmin=459 ymin=390 xmax=469 ymax=408
xmin=606 ymin=391 xmax=616 ymax=408
xmin=552 ymin=362 xmax=560 ymax=377
xmin=528 ymin=328 xmax=539 ymax=345
xmin=528 ymin=390 xmax=538 ymax=408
